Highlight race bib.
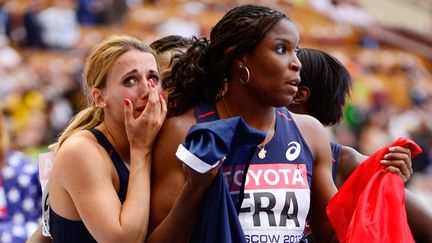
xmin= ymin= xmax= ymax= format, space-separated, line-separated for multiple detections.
xmin=38 ymin=152 xmax=54 ymax=237
xmin=238 ymin=163 xmax=310 ymax=243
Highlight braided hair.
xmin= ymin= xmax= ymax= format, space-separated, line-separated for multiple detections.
xmin=167 ymin=5 xmax=287 ymax=117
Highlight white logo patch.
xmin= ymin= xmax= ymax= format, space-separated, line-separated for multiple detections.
xmin=285 ymin=141 xmax=301 ymax=161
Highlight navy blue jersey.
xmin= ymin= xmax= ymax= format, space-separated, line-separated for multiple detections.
xmin=330 ymin=142 xmax=342 ymax=183
xmin=49 ymin=128 xmax=129 ymax=243
xmin=195 ymin=104 xmax=314 ymax=243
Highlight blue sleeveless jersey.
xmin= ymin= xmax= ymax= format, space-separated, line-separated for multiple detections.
xmin=195 ymin=104 xmax=314 ymax=243
xmin=330 ymin=143 xmax=342 ymax=183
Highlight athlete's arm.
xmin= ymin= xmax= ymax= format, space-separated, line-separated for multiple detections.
xmin=405 ymin=190 xmax=432 ymax=242
xmin=335 ymin=146 xmax=365 ymax=188
xmin=147 ymin=110 xmax=220 ymax=243
xmin=338 ymin=144 xmax=413 ymax=187
xmin=293 ymin=113 xmax=338 ymax=243
xmin=26 ymin=225 xmax=51 ymax=243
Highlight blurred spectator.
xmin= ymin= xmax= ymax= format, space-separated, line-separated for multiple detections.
xmin=156 ymin=16 xmax=200 ymax=38
xmin=126 ymin=0 xmax=143 ymax=8
xmin=155 ymin=3 xmax=202 ymax=39
xmin=0 ymin=34 xmax=21 ymax=98
xmin=0 ymin=110 xmax=42 ymax=243
xmin=22 ymin=0 xmax=46 ymax=48
xmin=38 ymin=0 xmax=80 ymax=49
xmin=0 ymin=0 xmax=10 ymax=35
xmin=358 ymin=109 xmax=393 ymax=155
xmin=332 ymin=122 xmax=358 ymax=150
xmin=309 ymin=0 xmax=381 ymax=49
xmin=408 ymin=101 xmax=432 ymax=173
xmin=101 ymin=0 xmax=128 ymax=24
xmin=310 ymin=0 xmax=375 ymax=27
xmin=76 ymin=0 xmax=105 ymax=25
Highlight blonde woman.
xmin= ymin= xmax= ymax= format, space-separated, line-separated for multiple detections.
xmin=47 ymin=35 xmax=166 ymax=242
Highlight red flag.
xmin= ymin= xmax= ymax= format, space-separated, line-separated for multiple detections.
xmin=326 ymin=137 xmax=422 ymax=243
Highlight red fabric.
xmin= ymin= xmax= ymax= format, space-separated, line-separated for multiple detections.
xmin=326 ymin=137 xmax=422 ymax=243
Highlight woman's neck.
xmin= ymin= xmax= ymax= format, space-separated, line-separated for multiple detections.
xmin=217 ymin=92 xmax=275 ymax=131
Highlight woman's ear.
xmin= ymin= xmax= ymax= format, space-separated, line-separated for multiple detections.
xmin=91 ymin=88 xmax=106 ymax=108
xmin=292 ymin=86 xmax=310 ymax=105
xmin=233 ymin=55 xmax=247 ymax=68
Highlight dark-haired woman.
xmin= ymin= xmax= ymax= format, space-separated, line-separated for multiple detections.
xmin=148 ymin=5 xmax=338 ymax=243
xmin=290 ymin=47 xmax=431 ymax=243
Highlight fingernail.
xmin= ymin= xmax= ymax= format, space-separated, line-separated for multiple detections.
xmin=124 ymin=99 xmax=130 ymax=106
xmin=389 ymin=147 xmax=395 ymax=151
xmin=380 ymin=160 xmax=387 ymax=164
xmin=150 ymin=80 xmax=155 ymax=88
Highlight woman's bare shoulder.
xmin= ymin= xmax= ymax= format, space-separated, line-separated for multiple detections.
xmin=153 ymin=108 xmax=196 ymax=165
xmin=53 ymin=130 xmax=107 ymax=174
xmin=291 ymin=112 xmax=322 ymax=129
xmin=57 ymin=130 xmax=102 ymax=156
xmin=163 ymin=109 xmax=196 ymax=131
xmin=291 ymin=112 xmax=328 ymax=149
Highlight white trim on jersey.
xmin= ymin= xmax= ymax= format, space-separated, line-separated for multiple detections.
xmin=175 ymin=144 xmax=222 ymax=173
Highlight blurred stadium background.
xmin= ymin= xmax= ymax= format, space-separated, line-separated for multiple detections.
xmin=0 ymin=0 xmax=431 ymax=206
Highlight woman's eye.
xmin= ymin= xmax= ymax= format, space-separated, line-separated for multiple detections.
xmin=123 ymin=77 xmax=138 ymax=86
xmin=149 ymin=75 xmax=160 ymax=84
xmin=275 ymin=45 xmax=286 ymax=54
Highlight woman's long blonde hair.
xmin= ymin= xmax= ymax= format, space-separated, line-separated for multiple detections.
xmin=50 ymin=35 xmax=155 ymax=151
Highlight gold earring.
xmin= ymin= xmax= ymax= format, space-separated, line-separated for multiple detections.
xmin=239 ymin=65 xmax=250 ymax=85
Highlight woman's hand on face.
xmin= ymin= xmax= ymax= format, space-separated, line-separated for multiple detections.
xmin=123 ymin=80 xmax=167 ymax=149
xmin=380 ymin=146 xmax=413 ymax=183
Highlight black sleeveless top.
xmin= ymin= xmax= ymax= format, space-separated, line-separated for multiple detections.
xmin=49 ymin=128 xmax=130 ymax=243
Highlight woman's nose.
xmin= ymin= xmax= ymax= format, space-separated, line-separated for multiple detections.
xmin=290 ymin=57 xmax=302 ymax=72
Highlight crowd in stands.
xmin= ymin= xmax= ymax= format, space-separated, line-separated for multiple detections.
xmin=0 ymin=0 xmax=431 ymax=239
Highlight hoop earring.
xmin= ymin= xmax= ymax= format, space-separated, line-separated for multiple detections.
xmin=239 ymin=65 xmax=250 ymax=85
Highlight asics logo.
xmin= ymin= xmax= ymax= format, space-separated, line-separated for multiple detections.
xmin=286 ymin=141 xmax=301 ymax=161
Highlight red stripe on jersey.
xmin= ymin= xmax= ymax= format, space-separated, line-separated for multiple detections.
xmin=198 ymin=111 xmax=216 ymax=118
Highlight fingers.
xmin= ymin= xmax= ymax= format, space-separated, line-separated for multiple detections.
xmin=159 ymin=94 xmax=167 ymax=121
xmin=386 ymin=166 xmax=409 ymax=182
xmin=381 ymin=146 xmax=414 ymax=182
xmin=382 ymin=160 xmax=412 ymax=182
xmin=387 ymin=146 xmax=412 ymax=166
xmin=123 ymin=98 xmax=133 ymax=125
xmin=140 ymin=80 xmax=165 ymax=121
xmin=140 ymin=80 xmax=158 ymax=115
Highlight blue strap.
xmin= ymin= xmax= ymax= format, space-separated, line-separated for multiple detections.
xmin=88 ymin=128 xmax=129 ymax=203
